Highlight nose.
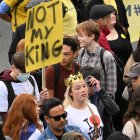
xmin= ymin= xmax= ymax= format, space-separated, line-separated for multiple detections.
xmin=77 ymin=36 xmax=81 ymax=41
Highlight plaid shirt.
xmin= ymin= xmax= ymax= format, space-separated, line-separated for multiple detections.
xmin=77 ymin=46 xmax=117 ymax=98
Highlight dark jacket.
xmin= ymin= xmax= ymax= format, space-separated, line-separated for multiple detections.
xmin=90 ymin=89 xmax=119 ymax=140
xmin=38 ymin=124 xmax=89 ymax=140
xmin=8 ymin=23 xmax=26 ymax=63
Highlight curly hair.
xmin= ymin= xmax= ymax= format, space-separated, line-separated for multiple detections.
xmin=3 ymin=94 xmax=40 ymax=140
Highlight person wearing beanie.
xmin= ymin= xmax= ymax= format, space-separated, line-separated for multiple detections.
xmin=88 ymin=4 xmax=114 ymax=52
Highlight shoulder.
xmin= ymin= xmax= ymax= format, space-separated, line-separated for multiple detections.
xmin=45 ymin=65 xmax=55 ymax=74
xmin=88 ymin=102 xmax=98 ymax=110
xmin=123 ymin=120 xmax=135 ymax=132
xmin=65 ymin=125 xmax=81 ymax=133
xmin=78 ymin=48 xmax=85 ymax=55
xmin=103 ymin=50 xmax=114 ymax=60
xmin=4 ymin=0 xmax=17 ymax=7
xmin=0 ymin=81 xmax=8 ymax=93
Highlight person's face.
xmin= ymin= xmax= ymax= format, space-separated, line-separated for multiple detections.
xmin=99 ymin=14 xmax=111 ymax=28
xmin=45 ymin=105 xmax=66 ymax=134
xmin=131 ymin=76 xmax=140 ymax=90
xmin=109 ymin=12 xmax=116 ymax=26
xmin=70 ymin=79 xmax=89 ymax=103
xmin=60 ymin=45 xmax=75 ymax=67
xmin=77 ymin=32 xmax=94 ymax=48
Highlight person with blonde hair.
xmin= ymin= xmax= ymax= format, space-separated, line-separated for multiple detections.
xmin=63 ymin=72 xmax=103 ymax=140
xmin=3 ymin=94 xmax=41 ymax=140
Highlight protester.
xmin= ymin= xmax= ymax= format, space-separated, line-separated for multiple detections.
xmin=106 ymin=6 xmax=132 ymax=131
xmin=124 ymin=37 xmax=140 ymax=81
xmin=88 ymin=4 xmax=115 ymax=51
xmin=8 ymin=0 xmax=78 ymax=63
xmin=64 ymin=72 xmax=103 ymax=140
xmin=0 ymin=0 xmax=30 ymax=33
xmin=84 ymin=1 xmax=130 ymax=40
xmin=38 ymin=98 xmax=86 ymax=140
xmin=3 ymin=94 xmax=41 ymax=140
xmin=0 ymin=52 xmax=49 ymax=120
xmin=45 ymin=37 xmax=80 ymax=101
xmin=80 ymin=66 xmax=119 ymax=139
xmin=76 ymin=20 xmax=117 ymax=99
xmin=123 ymin=86 xmax=140 ymax=140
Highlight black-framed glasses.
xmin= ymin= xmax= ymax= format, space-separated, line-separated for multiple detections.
xmin=48 ymin=111 xmax=67 ymax=121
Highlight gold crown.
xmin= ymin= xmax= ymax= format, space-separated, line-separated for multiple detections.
xmin=64 ymin=72 xmax=84 ymax=87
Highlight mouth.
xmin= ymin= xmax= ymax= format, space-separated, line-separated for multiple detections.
xmin=81 ymin=93 xmax=88 ymax=98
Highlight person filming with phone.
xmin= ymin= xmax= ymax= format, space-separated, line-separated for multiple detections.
xmin=80 ymin=66 xmax=120 ymax=140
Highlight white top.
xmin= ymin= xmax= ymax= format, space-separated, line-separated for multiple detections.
xmin=0 ymin=75 xmax=40 ymax=112
xmin=65 ymin=103 xmax=103 ymax=140
xmin=28 ymin=129 xmax=41 ymax=140
xmin=123 ymin=119 xmax=140 ymax=140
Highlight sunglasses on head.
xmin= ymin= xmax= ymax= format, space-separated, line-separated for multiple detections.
xmin=48 ymin=111 xmax=67 ymax=121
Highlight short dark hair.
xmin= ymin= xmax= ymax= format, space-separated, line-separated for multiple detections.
xmin=107 ymin=131 xmax=130 ymax=140
xmin=43 ymin=98 xmax=63 ymax=116
xmin=63 ymin=37 xmax=78 ymax=53
xmin=80 ymin=66 xmax=100 ymax=80
xmin=11 ymin=52 xmax=26 ymax=73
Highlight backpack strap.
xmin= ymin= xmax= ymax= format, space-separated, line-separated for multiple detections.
xmin=81 ymin=49 xmax=85 ymax=58
xmin=130 ymin=120 xmax=137 ymax=137
xmin=100 ymin=48 xmax=106 ymax=77
xmin=53 ymin=63 xmax=79 ymax=88
xmin=28 ymin=76 xmax=35 ymax=95
xmin=3 ymin=81 xmax=15 ymax=109
xmin=14 ymin=0 xmax=24 ymax=27
xmin=53 ymin=64 xmax=60 ymax=88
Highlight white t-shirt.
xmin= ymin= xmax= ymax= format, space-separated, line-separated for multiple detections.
xmin=65 ymin=103 xmax=103 ymax=140
xmin=0 ymin=75 xmax=40 ymax=112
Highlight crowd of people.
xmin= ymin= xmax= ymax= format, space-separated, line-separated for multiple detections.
xmin=0 ymin=0 xmax=140 ymax=140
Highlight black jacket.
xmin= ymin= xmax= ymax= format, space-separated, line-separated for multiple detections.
xmin=90 ymin=89 xmax=120 ymax=140
xmin=8 ymin=23 xmax=26 ymax=63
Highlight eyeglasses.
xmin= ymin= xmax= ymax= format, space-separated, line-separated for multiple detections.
xmin=48 ymin=111 xmax=67 ymax=121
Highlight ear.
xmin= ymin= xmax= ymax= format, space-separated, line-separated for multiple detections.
xmin=90 ymin=34 xmax=95 ymax=40
xmin=69 ymin=91 xmax=73 ymax=96
xmin=11 ymin=65 xmax=16 ymax=71
xmin=44 ymin=116 xmax=50 ymax=124
xmin=74 ymin=51 xmax=78 ymax=58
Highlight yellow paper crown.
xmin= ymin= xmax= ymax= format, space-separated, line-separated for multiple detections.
xmin=64 ymin=72 xmax=84 ymax=87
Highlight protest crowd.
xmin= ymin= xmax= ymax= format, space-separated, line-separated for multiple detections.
xmin=0 ymin=0 xmax=140 ymax=140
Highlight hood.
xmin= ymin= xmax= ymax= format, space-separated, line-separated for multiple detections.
xmin=0 ymin=70 xmax=18 ymax=82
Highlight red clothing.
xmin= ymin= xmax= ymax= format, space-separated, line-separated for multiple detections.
xmin=45 ymin=63 xmax=79 ymax=101
xmin=0 ymin=70 xmax=17 ymax=82
xmin=98 ymin=27 xmax=112 ymax=52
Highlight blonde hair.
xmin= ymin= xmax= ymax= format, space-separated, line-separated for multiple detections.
xmin=63 ymin=84 xmax=90 ymax=108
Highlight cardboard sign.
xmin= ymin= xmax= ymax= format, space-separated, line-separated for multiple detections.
xmin=124 ymin=0 xmax=140 ymax=42
xmin=25 ymin=0 xmax=63 ymax=72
